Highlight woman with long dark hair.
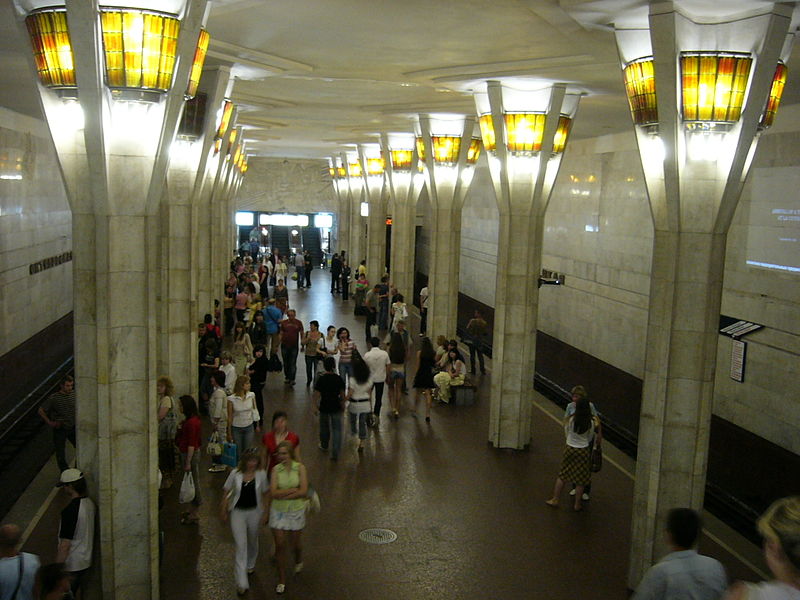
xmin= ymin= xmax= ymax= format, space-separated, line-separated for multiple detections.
xmin=232 ymin=321 xmax=253 ymax=376
xmin=546 ymin=398 xmax=602 ymax=512
xmin=413 ymin=337 xmax=437 ymax=422
xmin=247 ymin=345 xmax=268 ymax=427
xmin=432 ymin=348 xmax=466 ymax=403
xmin=347 ymin=351 xmax=373 ymax=452
xmin=176 ymin=395 xmax=202 ymax=524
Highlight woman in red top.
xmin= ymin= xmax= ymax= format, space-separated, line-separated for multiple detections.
xmin=176 ymin=395 xmax=203 ymax=524
xmin=262 ymin=411 xmax=301 ymax=475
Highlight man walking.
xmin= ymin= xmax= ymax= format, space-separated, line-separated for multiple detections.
xmin=330 ymin=253 xmax=342 ymax=293
xmin=56 ymin=469 xmax=96 ymax=597
xmin=313 ymin=357 xmax=346 ymax=460
xmin=38 ymin=375 xmax=76 ymax=473
xmin=304 ymin=250 xmax=314 ymax=287
xmin=465 ymin=310 xmax=488 ymax=374
xmin=632 ymin=508 xmax=726 ymax=600
xmin=363 ymin=337 xmax=391 ymax=425
xmin=364 ymin=284 xmax=380 ymax=343
xmin=279 ymin=309 xmax=304 ymax=385
xmin=0 ymin=524 xmax=39 ymax=600
xmin=294 ymin=252 xmax=305 ymax=289
xmin=419 ymin=284 xmax=429 ymax=336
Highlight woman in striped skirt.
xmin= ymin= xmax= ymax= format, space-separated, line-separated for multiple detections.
xmin=546 ymin=398 xmax=602 ymax=512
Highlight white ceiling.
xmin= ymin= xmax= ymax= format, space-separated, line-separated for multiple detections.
xmin=1 ymin=0 xmax=799 ymax=159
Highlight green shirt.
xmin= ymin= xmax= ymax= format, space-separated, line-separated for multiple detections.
xmin=272 ymin=461 xmax=305 ymax=512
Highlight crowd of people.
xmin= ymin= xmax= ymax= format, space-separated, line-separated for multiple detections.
xmin=3 ymin=246 xmax=798 ymax=599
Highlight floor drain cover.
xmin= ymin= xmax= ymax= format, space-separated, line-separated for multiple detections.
xmin=358 ymin=528 xmax=397 ymax=545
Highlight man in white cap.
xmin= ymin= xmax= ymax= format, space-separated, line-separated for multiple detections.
xmin=0 ymin=523 xmax=39 ymax=600
xmin=56 ymin=469 xmax=96 ymax=596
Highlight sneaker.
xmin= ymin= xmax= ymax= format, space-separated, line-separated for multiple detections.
xmin=569 ymin=488 xmax=576 ymax=496
xmin=276 ymin=583 xmax=285 ymax=594
xmin=582 ymin=493 xmax=590 ymax=501
xmin=208 ymin=464 xmax=227 ymax=473
xmin=237 ymin=587 xmax=248 ymax=596
xmin=318 ymin=443 xmax=328 ymax=452
xmin=294 ymin=562 xmax=304 ymax=574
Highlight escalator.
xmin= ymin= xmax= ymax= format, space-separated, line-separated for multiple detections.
xmin=270 ymin=225 xmax=291 ymax=258
xmin=301 ymin=227 xmax=323 ymax=267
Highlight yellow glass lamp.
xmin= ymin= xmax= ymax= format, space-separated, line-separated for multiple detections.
xmin=242 ymin=157 xmax=249 ymax=174
xmin=186 ymin=29 xmax=210 ymax=99
xmin=416 ymin=136 xmax=465 ymax=164
xmin=214 ymin=100 xmax=234 ymax=154
xmin=415 ymin=137 xmax=425 ymax=162
xmin=348 ymin=161 xmax=362 ymax=177
xmin=480 ymin=113 xmax=570 ymax=155
xmin=365 ymin=157 xmax=385 ymax=175
xmin=622 ymin=58 xmax=658 ymax=127
xmin=466 ymin=138 xmax=482 ymax=165
xmin=25 ymin=9 xmax=76 ymax=94
xmin=226 ymin=128 xmax=238 ymax=157
xmin=100 ymin=8 xmax=180 ymax=98
xmin=390 ymin=149 xmax=413 ymax=170
xmin=337 ymin=166 xmax=346 ymax=178
xmin=760 ymin=62 xmax=787 ymax=129
xmin=680 ymin=52 xmax=752 ymax=125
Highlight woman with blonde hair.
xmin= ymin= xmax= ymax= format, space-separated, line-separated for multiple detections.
xmin=227 ymin=375 xmax=261 ymax=454
xmin=156 ymin=375 xmax=180 ymax=488
xmin=725 ymin=496 xmax=800 ymax=599
xmin=220 ymin=447 xmax=270 ymax=596
xmin=269 ymin=440 xmax=309 ymax=595
xmin=232 ymin=321 xmax=254 ymax=376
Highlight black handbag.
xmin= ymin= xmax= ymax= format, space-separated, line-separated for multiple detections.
xmin=590 ymin=445 xmax=603 ymax=473
xmin=267 ymin=354 xmax=283 ymax=372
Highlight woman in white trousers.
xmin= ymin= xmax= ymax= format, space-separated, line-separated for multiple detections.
xmin=220 ymin=447 xmax=270 ymax=596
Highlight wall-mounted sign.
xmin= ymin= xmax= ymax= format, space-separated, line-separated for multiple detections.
xmin=30 ymin=251 xmax=72 ymax=275
xmin=730 ymin=339 xmax=747 ymax=382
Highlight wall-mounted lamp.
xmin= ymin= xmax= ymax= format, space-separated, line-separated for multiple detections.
xmin=214 ymin=100 xmax=234 ymax=154
xmin=538 ymin=269 xmax=565 ymax=288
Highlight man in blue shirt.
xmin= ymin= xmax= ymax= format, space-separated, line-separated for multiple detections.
xmin=0 ymin=524 xmax=39 ymax=600
xmin=263 ymin=298 xmax=283 ymax=359
xmin=632 ymin=508 xmax=727 ymax=600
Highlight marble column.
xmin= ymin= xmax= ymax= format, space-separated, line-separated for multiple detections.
xmin=359 ymin=143 xmax=388 ymax=283
xmin=18 ymin=1 xmax=209 ymax=597
xmin=615 ymin=4 xmax=792 ymax=586
xmin=418 ymin=115 xmax=478 ymax=339
xmin=193 ymin=69 xmax=232 ymax=324
xmin=345 ymin=153 xmax=367 ymax=266
xmin=384 ymin=135 xmax=424 ymax=302
xmin=476 ymin=82 xmax=579 ymax=449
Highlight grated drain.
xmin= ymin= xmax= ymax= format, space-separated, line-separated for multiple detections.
xmin=358 ymin=528 xmax=397 ymax=545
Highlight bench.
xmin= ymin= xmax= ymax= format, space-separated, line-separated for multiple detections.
xmin=452 ymin=377 xmax=477 ymax=406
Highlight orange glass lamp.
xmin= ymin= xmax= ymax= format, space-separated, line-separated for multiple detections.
xmin=100 ymin=9 xmax=180 ymax=101
xmin=622 ymin=58 xmax=658 ymax=128
xmin=415 ymin=136 xmax=464 ymax=165
xmin=186 ymin=28 xmax=210 ymax=99
xmin=680 ymin=52 xmax=752 ymax=129
xmin=389 ymin=149 xmax=413 ymax=170
xmin=226 ymin=128 xmax=238 ymax=157
xmin=241 ymin=156 xmax=249 ymax=174
xmin=466 ymin=138 xmax=482 ymax=165
xmin=214 ymin=100 xmax=234 ymax=154
xmin=760 ymin=62 xmax=787 ymax=129
xmin=347 ymin=161 xmax=362 ymax=178
xmin=479 ymin=112 xmax=571 ymax=155
xmin=25 ymin=8 xmax=76 ymax=96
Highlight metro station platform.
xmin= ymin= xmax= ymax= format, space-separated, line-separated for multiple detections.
xmin=10 ymin=274 xmax=766 ymax=599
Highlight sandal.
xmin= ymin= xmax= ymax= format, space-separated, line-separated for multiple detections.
xmin=545 ymin=499 xmax=559 ymax=508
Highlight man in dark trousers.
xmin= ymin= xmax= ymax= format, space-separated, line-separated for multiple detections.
xmin=38 ymin=375 xmax=76 ymax=473
xmin=341 ymin=261 xmax=352 ymax=300
xmin=465 ymin=310 xmax=488 ymax=374
xmin=304 ymin=250 xmax=314 ymax=287
xmin=330 ymin=253 xmax=342 ymax=293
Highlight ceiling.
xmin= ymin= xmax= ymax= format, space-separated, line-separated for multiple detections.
xmin=1 ymin=0 xmax=799 ymax=159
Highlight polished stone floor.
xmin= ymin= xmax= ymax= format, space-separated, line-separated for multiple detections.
xmin=20 ymin=270 xmax=762 ymax=599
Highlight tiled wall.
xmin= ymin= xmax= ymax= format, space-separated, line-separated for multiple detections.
xmin=0 ymin=107 xmax=72 ymax=357
xmin=453 ymin=107 xmax=800 ymax=455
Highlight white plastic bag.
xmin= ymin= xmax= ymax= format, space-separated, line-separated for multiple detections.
xmin=179 ymin=472 xmax=196 ymax=504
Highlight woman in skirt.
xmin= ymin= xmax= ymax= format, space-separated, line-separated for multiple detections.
xmin=546 ymin=398 xmax=602 ymax=512
xmin=269 ymin=440 xmax=308 ymax=594
xmin=413 ymin=337 xmax=437 ymax=422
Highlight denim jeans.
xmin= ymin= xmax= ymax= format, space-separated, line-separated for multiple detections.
xmin=231 ymin=424 xmax=255 ymax=454
xmin=349 ymin=410 xmax=368 ymax=440
xmin=295 ymin=266 xmax=305 ymax=287
xmin=338 ymin=361 xmax=353 ymax=387
xmin=281 ymin=344 xmax=299 ymax=381
xmin=305 ymin=355 xmax=320 ymax=385
xmin=319 ymin=411 xmax=343 ymax=458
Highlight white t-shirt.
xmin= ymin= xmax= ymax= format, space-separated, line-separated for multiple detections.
xmin=59 ymin=496 xmax=96 ymax=572
xmin=228 ymin=392 xmax=260 ymax=428
xmin=251 ymin=280 xmax=261 ymax=295
xmin=348 ymin=379 xmax=373 ymax=413
xmin=420 ymin=287 xmax=429 ymax=309
xmin=363 ymin=348 xmax=390 ymax=383
xmin=565 ymin=417 xmax=596 ymax=448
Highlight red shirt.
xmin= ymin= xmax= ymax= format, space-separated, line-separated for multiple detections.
xmin=262 ymin=430 xmax=300 ymax=473
xmin=177 ymin=416 xmax=202 ymax=453
xmin=279 ymin=319 xmax=304 ymax=347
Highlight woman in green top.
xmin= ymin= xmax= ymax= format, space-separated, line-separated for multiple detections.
xmin=269 ymin=440 xmax=308 ymax=595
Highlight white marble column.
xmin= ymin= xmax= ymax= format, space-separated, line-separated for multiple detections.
xmin=476 ymin=82 xmax=578 ymax=449
xmin=418 ymin=115 xmax=478 ymax=339
xmin=384 ymin=135 xmax=424 ymax=301
xmin=345 ymin=153 xmax=367 ymax=266
xmin=359 ymin=143 xmax=388 ymax=283
xmin=18 ymin=1 xmax=210 ymax=597
xmin=616 ymin=4 xmax=792 ymax=586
